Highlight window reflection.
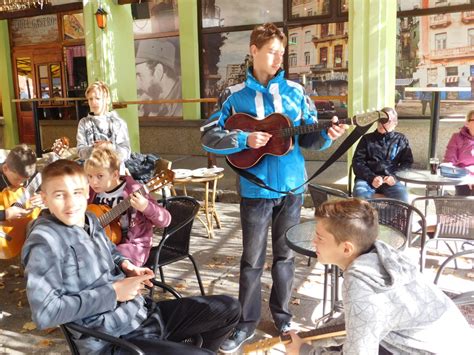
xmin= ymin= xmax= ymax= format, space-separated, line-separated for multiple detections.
xmin=16 ymin=57 xmax=33 ymax=111
xmin=290 ymin=0 xmax=330 ymax=19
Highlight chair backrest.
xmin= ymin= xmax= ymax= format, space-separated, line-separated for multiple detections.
xmin=308 ymin=183 xmax=349 ymax=209
xmin=367 ymin=198 xmax=426 ymax=249
xmin=412 ymin=196 xmax=474 ymax=240
xmin=158 ymin=196 xmax=200 ymax=255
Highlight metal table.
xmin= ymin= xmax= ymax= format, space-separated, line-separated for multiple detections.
xmin=395 ymin=168 xmax=474 ymax=196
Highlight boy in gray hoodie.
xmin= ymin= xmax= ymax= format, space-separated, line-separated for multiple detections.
xmin=286 ymin=199 xmax=471 ymax=355
xmin=22 ymin=160 xmax=240 ymax=355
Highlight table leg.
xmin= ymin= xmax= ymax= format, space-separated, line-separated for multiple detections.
xmin=204 ymin=181 xmax=213 ymax=238
xmin=211 ymin=177 xmax=221 ymax=229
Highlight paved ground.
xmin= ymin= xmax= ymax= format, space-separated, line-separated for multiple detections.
xmin=0 ymin=198 xmax=472 ymax=354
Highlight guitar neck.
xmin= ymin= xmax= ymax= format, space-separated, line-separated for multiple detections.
xmin=281 ymin=118 xmax=351 ymax=138
xmin=243 ymin=323 xmax=345 ymax=353
xmin=13 ymin=172 xmax=42 ymax=208
xmin=98 ymin=185 xmax=146 ymax=227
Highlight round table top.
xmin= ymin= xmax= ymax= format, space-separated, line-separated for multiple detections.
xmin=395 ymin=169 xmax=473 ymax=186
xmin=173 ymin=172 xmax=224 ymax=183
xmin=286 ymin=220 xmax=406 ymax=258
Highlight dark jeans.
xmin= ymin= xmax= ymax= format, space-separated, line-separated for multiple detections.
xmin=116 ymin=295 xmax=240 ymax=355
xmin=237 ymin=194 xmax=302 ymax=333
xmin=455 ymin=184 xmax=474 ymax=196
xmin=353 ymin=179 xmax=409 ymax=202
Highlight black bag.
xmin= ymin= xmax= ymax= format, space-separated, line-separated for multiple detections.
xmin=125 ymin=153 xmax=160 ymax=183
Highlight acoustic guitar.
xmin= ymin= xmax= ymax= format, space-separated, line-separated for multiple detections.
xmin=243 ymin=322 xmax=346 ymax=354
xmin=87 ymin=169 xmax=175 ymax=244
xmin=224 ymin=111 xmax=386 ymax=169
xmin=0 ymin=137 xmax=70 ymax=259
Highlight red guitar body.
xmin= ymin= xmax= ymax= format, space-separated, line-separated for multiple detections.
xmin=224 ymin=113 xmax=294 ymax=169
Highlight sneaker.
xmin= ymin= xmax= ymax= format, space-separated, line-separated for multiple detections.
xmin=219 ymin=328 xmax=255 ymax=354
xmin=275 ymin=321 xmax=293 ymax=334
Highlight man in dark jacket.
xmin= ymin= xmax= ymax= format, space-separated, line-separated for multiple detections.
xmin=352 ymin=107 xmax=413 ymax=202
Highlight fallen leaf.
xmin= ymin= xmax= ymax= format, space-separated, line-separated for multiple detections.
xmin=37 ymin=339 xmax=54 ymax=347
xmin=0 ymin=282 xmax=4 ymax=289
xmin=44 ymin=327 xmax=58 ymax=334
xmin=17 ymin=300 xmax=23 ymax=308
xmin=291 ymin=298 xmax=301 ymax=305
xmin=22 ymin=321 xmax=37 ymax=331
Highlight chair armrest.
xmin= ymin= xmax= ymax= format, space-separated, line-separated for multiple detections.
xmin=149 ymin=278 xmax=182 ymax=298
xmin=63 ymin=323 xmax=144 ymax=355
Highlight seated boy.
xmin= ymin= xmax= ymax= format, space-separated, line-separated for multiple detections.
xmin=286 ymin=199 xmax=471 ymax=355
xmin=0 ymin=144 xmax=41 ymax=220
xmin=22 ymin=160 xmax=240 ymax=354
xmin=84 ymin=146 xmax=171 ymax=266
xmin=352 ymin=107 xmax=413 ymax=202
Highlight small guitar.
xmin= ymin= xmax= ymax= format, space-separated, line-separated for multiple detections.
xmin=0 ymin=137 xmax=70 ymax=259
xmin=225 ymin=111 xmax=386 ymax=169
xmin=242 ymin=323 xmax=346 ymax=354
xmin=87 ymin=169 xmax=175 ymax=244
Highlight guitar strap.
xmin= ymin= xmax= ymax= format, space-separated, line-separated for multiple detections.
xmin=227 ymin=123 xmax=373 ymax=195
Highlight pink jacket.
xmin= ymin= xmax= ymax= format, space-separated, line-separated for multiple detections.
xmin=444 ymin=126 xmax=474 ymax=174
xmin=88 ymin=175 xmax=171 ymax=266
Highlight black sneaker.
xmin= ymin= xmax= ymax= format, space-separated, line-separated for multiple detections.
xmin=219 ymin=328 xmax=255 ymax=354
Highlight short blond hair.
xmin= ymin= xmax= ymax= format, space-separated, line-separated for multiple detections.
xmin=84 ymin=146 xmax=121 ymax=173
xmin=315 ymin=199 xmax=379 ymax=254
xmin=466 ymin=110 xmax=474 ymax=122
xmin=5 ymin=144 xmax=37 ymax=178
xmin=85 ymin=81 xmax=111 ymax=108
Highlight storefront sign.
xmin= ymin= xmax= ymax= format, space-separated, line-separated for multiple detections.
xmin=10 ymin=14 xmax=58 ymax=46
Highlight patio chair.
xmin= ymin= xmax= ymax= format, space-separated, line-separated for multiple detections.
xmin=308 ymin=183 xmax=349 ymax=209
xmin=348 ymin=164 xmax=387 ymax=199
xmin=367 ymin=198 xmax=427 ymax=269
xmin=145 ymin=196 xmax=206 ymax=295
xmin=60 ymin=280 xmax=202 ymax=355
xmin=411 ymin=196 xmax=474 ymax=273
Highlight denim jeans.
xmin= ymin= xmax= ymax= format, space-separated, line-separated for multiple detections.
xmin=353 ymin=179 xmax=409 ymax=202
xmin=117 ymin=295 xmax=240 ymax=354
xmin=237 ymin=194 xmax=302 ymax=333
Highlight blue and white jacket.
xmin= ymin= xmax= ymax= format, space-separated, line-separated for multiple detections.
xmin=201 ymin=68 xmax=332 ymax=199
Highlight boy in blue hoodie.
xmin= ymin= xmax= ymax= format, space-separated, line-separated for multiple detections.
xmin=286 ymin=199 xmax=471 ymax=355
xmin=201 ymin=22 xmax=347 ymax=353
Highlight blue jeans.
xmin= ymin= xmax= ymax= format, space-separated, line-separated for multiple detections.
xmin=353 ymin=179 xmax=409 ymax=202
xmin=237 ymin=194 xmax=302 ymax=333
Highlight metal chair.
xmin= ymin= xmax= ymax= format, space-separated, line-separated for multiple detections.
xmin=411 ymin=196 xmax=474 ymax=273
xmin=145 ymin=196 xmax=206 ymax=295
xmin=367 ymin=198 xmax=427 ymax=269
xmin=60 ymin=280 xmax=202 ymax=355
xmin=308 ymin=183 xmax=349 ymax=209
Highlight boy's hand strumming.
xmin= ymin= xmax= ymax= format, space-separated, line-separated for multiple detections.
xmin=113 ymin=274 xmax=154 ymax=302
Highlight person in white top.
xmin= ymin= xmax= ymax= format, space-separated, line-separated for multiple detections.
xmin=76 ymin=81 xmax=131 ymax=166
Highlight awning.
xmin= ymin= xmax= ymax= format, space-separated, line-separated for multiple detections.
xmin=445 ymin=76 xmax=459 ymax=83
xmin=395 ymin=78 xmax=414 ymax=86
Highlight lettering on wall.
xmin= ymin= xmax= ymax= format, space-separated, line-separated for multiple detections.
xmin=10 ymin=14 xmax=59 ymax=46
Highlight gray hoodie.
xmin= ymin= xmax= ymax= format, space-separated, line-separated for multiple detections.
xmin=302 ymin=241 xmax=472 ymax=354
